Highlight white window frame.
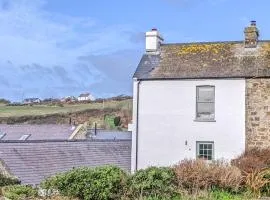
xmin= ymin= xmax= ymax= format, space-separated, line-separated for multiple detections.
xmin=196 ymin=85 xmax=215 ymax=121
xmin=196 ymin=141 xmax=214 ymax=161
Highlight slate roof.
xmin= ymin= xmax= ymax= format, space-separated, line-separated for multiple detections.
xmin=79 ymin=93 xmax=90 ymax=97
xmin=134 ymin=41 xmax=270 ymax=79
xmin=0 ymin=140 xmax=131 ymax=185
xmin=87 ymin=129 xmax=132 ymax=140
xmin=0 ymin=124 xmax=75 ymax=140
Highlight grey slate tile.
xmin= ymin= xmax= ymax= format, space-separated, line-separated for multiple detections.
xmin=0 ymin=140 xmax=131 ymax=185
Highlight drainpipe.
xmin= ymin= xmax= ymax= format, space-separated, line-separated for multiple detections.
xmin=135 ymin=80 xmax=141 ymax=171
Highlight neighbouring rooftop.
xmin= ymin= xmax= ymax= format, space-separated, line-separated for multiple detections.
xmin=87 ymin=129 xmax=132 ymax=140
xmin=0 ymin=124 xmax=76 ymax=140
xmin=0 ymin=140 xmax=131 ymax=185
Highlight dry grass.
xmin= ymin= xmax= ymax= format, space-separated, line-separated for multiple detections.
xmin=245 ymin=168 xmax=270 ymax=198
xmin=232 ymin=148 xmax=270 ymax=174
xmin=174 ymin=159 xmax=242 ymax=194
xmin=0 ymin=100 xmax=132 ymax=117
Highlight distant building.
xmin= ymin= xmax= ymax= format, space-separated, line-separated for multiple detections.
xmin=23 ymin=98 xmax=41 ymax=104
xmin=78 ymin=93 xmax=95 ymax=101
xmin=61 ymin=96 xmax=77 ymax=103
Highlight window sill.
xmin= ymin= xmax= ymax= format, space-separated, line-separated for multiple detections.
xmin=194 ymin=119 xmax=216 ymax=122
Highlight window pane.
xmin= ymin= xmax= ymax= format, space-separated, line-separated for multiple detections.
xmin=197 ymin=142 xmax=214 ymax=161
xmin=198 ymin=87 xmax=214 ymax=102
xmin=197 ymin=102 xmax=214 ymax=119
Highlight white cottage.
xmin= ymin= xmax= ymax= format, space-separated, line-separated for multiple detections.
xmin=78 ymin=93 xmax=95 ymax=101
xmin=131 ymin=21 xmax=270 ymax=172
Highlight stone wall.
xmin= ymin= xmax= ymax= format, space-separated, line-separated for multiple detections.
xmin=246 ymin=78 xmax=270 ymax=149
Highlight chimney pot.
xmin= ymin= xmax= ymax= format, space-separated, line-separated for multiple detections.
xmin=244 ymin=20 xmax=259 ymax=48
xmin=251 ymin=20 xmax=256 ymax=26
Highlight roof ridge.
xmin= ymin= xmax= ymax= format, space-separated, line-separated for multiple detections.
xmin=0 ymin=139 xmax=131 ymax=143
xmin=161 ymin=40 xmax=270 ymax=46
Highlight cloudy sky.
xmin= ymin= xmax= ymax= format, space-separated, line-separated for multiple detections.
xmin=0 ymin=0 xmax=270 ymax=101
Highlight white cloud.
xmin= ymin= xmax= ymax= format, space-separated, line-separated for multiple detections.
xmin=0 ymin=0 xmax=141 ymax=100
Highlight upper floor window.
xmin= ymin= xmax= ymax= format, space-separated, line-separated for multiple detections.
xmin=196 ymin=86 xmax=215 ymax=121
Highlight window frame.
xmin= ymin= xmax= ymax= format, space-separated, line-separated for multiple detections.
xmin=195 ymin=85 xmax=215 ymax=122
xmin=196 ymin=141 xmax=214 ymax=161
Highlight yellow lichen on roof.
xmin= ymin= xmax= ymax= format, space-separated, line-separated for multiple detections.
xmin=261 ymin=43 xmax=270 ymax=56
xmin=176 ymin=43 xmax=232 ymax=56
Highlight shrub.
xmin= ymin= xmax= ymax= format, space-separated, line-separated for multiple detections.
xmin=41 ymin=166 xmax=128 ymax=200
xmin=245 ymin=168 xmax=270 ymax=198
xmin=113 ymin=116 xmax=121 ymax=126
xmin=2 ymin=185 xmax=38 ymax=200
xmin=0 ymin=98 xmax=10 ymax=104
xmin=127 ymin=167 xmax=178 ymax=199
xmin=0 ymin=173 xmax=20 ymax=187
xmin=232 ymin=148 xmax=270 ymax=173
xmin=174 ymin=159 xmax=242 ymax=193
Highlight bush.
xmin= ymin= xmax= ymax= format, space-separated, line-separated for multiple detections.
xmin=174 ymin=160 xmax=242 ymax=193
xmin=232 ymin=148 xmax=270 ymax=174
xmin=0 ymin=98 xmax=10 ymax=104
xmin=114 ymin=116 xmax=121 ymax=126
xmin=245 ymin=168 xmax=270 ymax=198
xmin=41 ymin=166 xmax=128 ymax=200
xmin=127 ymin=167 xmax=178 ymax=199
xmin=0 ymin=173 xmax=20 ymax=187
xmin=2 ymin=185 xmax=38 ymax=200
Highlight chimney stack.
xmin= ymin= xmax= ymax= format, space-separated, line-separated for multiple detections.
xmin=244 ymin=20 xmax=259 ymax=48
xmin=145 ymin=28 xmax=164 ymax=53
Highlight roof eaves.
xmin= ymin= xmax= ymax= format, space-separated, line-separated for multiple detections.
xmin=135 ymin=75 xmax=270 ymax=81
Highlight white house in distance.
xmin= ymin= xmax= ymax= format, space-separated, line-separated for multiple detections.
xmin=78 ymin=93 xmax=95 ymax=101
xmin=131 ymin=21 xmax=270 ymax=172
xmin=23 ymin=98 xmax=41 ymax=104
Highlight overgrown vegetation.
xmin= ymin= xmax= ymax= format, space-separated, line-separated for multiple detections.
xmin=41 ymin=166 xmax=128 ymax=200
xmin=1 ymin=149 xmax=270 ymax=200
xmin=0 ymin=173 xmax=20 ymax=187
xmin=126 ymin=167 xmax=178 ymax=199
xmin=232 ymin=148 xmax=270 ymax=197
xmin=174 ymin=160 xmax=242 ymax=193
xmin=1 ymin=185 xmax=38 ymax=200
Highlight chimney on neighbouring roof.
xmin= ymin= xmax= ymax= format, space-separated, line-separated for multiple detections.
xmin=244 ymin=20 xmax=259 ymax=48
xmin=145 ymin=28 xmax=164 ymax=53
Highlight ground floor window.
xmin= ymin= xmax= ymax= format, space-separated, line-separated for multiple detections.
xmin=196 ymin=141 xmax=214 ymax=160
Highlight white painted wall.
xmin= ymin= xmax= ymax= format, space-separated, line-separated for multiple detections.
xmin=133 ymin=79 xmax=246 ymax=170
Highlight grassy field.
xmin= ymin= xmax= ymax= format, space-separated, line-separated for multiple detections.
xmin=0 ymin=100 xmax=132 ymax=117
